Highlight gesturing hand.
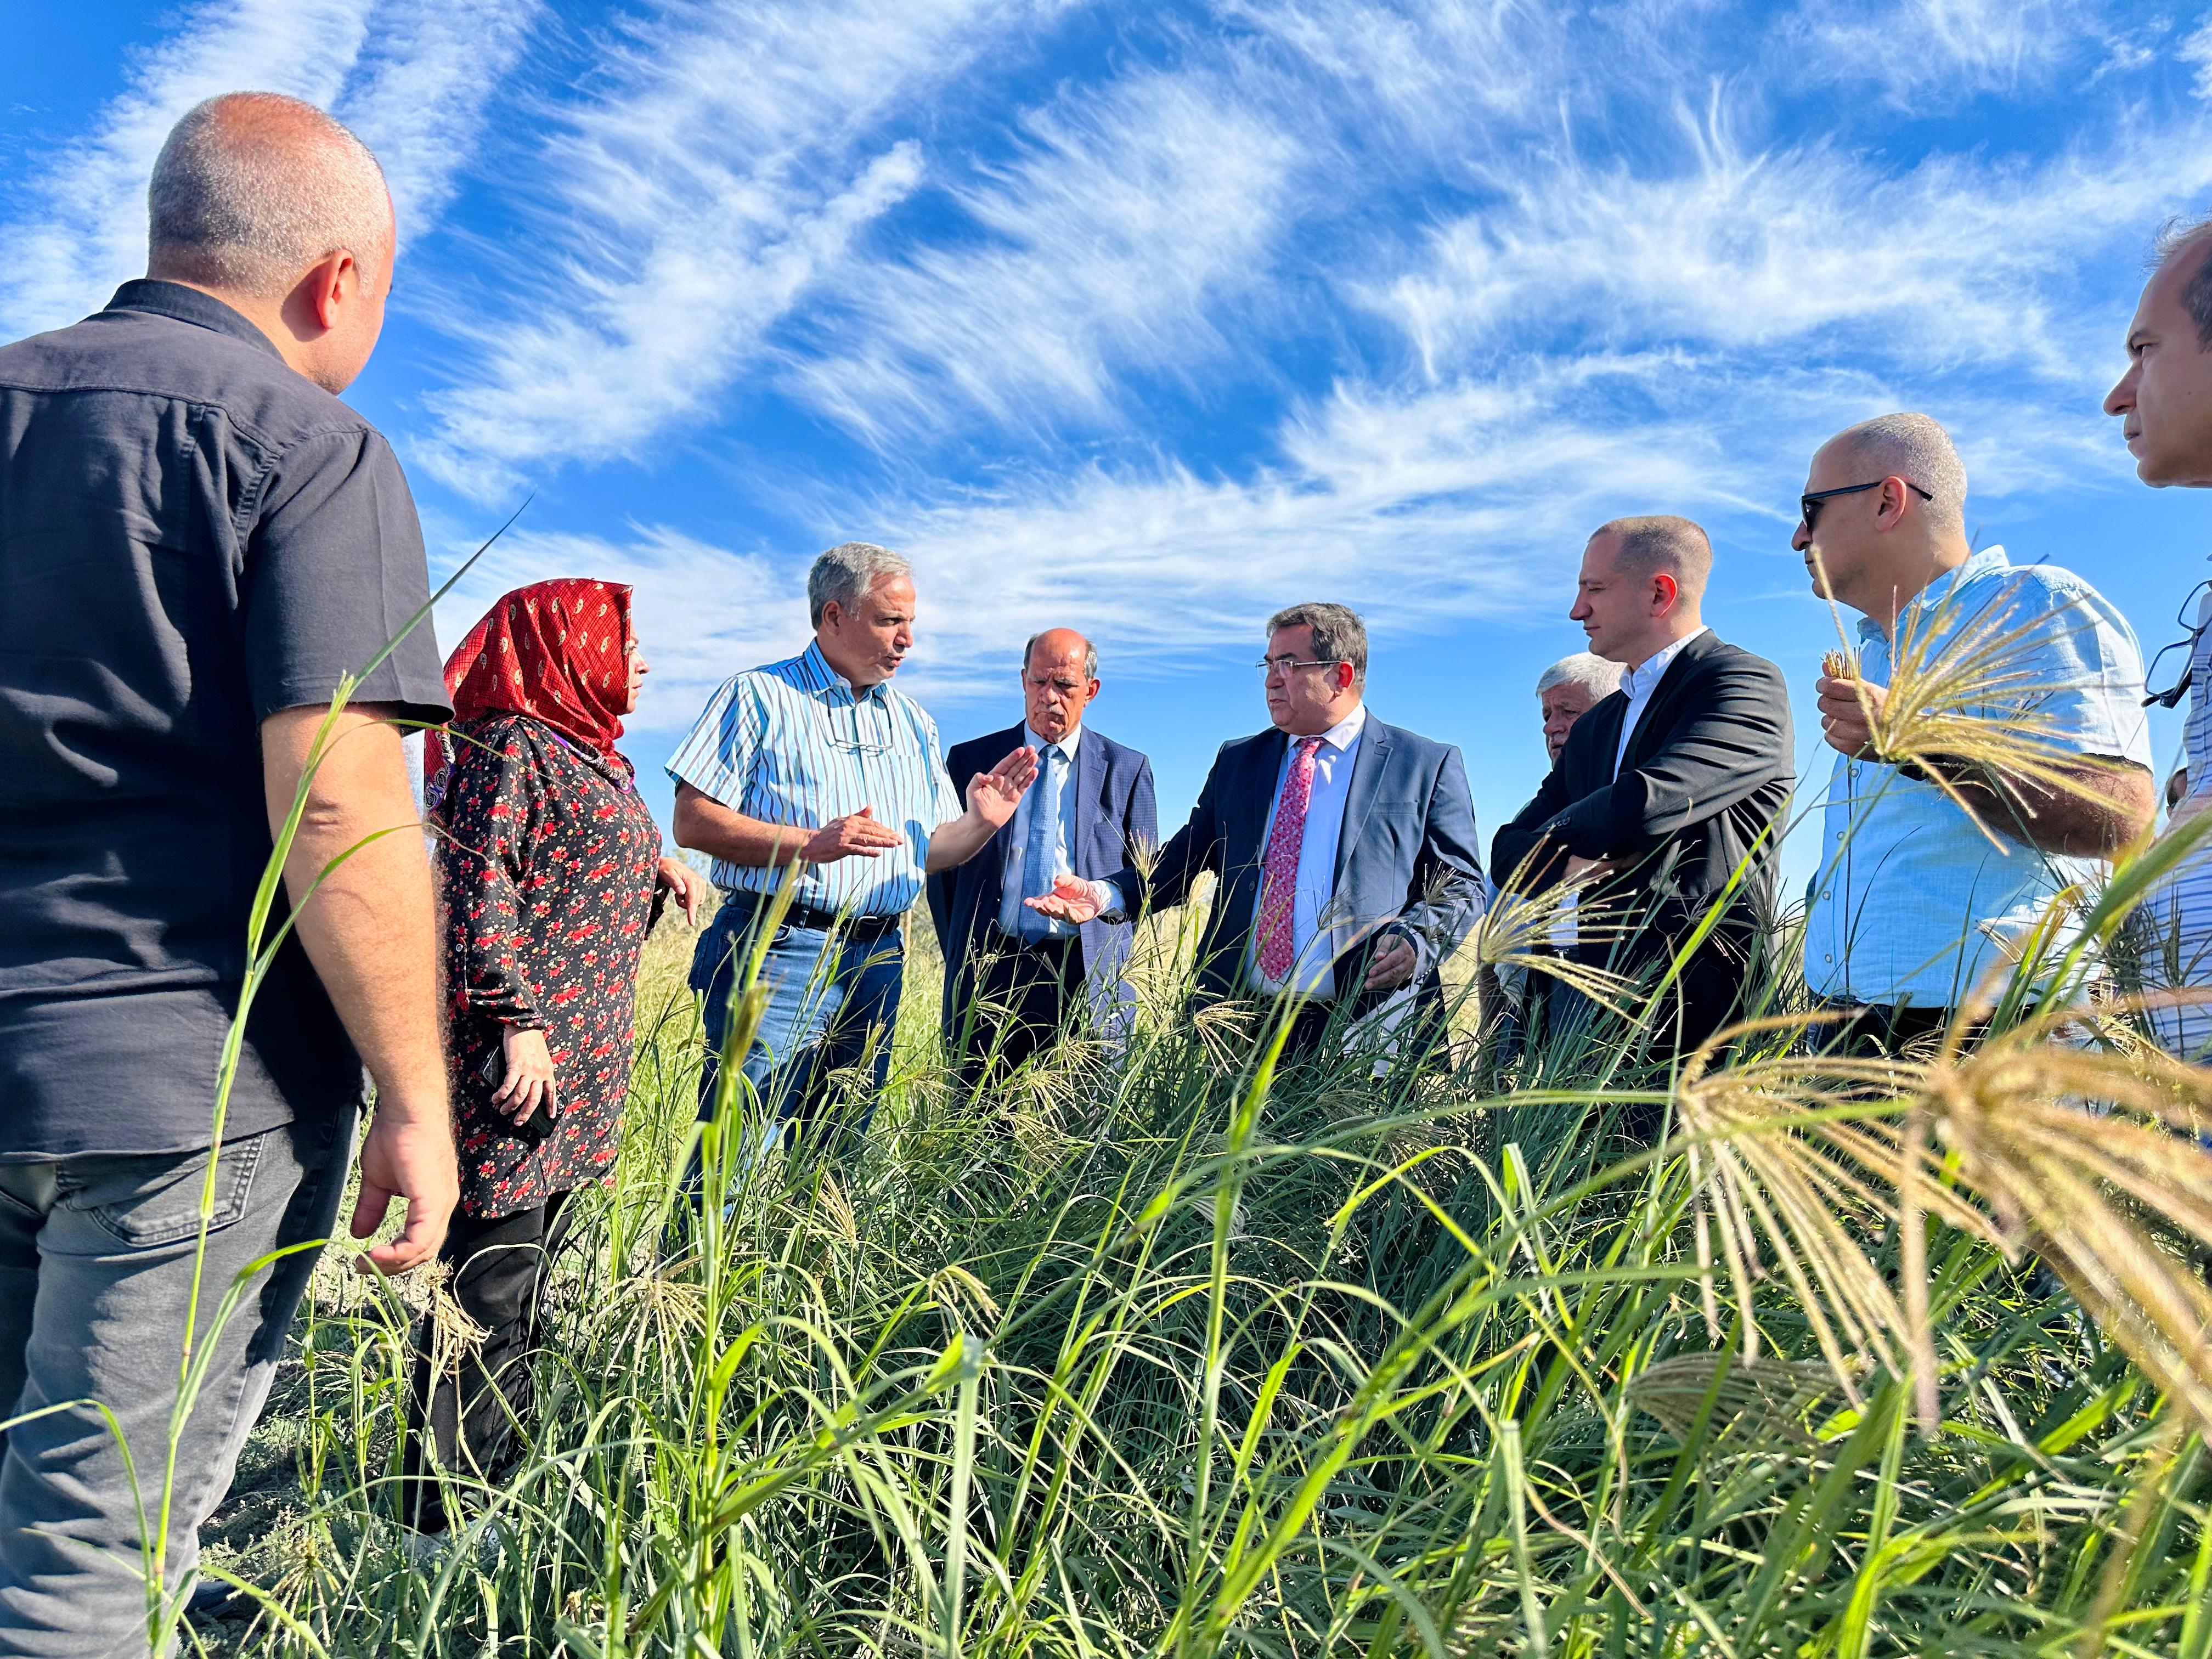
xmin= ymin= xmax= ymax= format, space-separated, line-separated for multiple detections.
xmin=494 ymin=1025 xmax=557 ymax=1125
xmin=804 ymin=806 xmax=905 ymax=864
xmin=1815 ymin=673 xmax=1884 ymax=759
xmin=1362 ymin=935 xmax=1418 ymax=993
xmin=968 ymin=745 xmax=1038 ymax=830
xmin=1026 ymin=872 xmax=1105 ymax=924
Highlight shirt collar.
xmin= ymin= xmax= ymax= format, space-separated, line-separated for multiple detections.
xmin=1023 ymin=724 xmax=1080 ymax=762
xmin=1859 ymin=546 xmax=2008 ymax=641
xmin=102 ymin=279 xmax=286 ymax=363
xmin=1622 ymin=627 xmax=1707 ymax=698
xmin=800 ymin=637 xmax=889 ymax=704
xmin=1291 ymin=701 xmax=1368 ymax=754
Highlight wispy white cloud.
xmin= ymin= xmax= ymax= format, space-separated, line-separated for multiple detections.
xmin=337 ymin=0 xmax=542 ymax=233
xmin=1788 ymin=0 xmax=2088 ymax=99
xmin=789 ymin=70 xmax=1297 ymax=443
xmin=0 ymin=0 xmax=373 ymax=337
xmin=413 ymin=0 xmax=1069 ymax=497
xmin=1372 ymin=103 xmax=2212 ymax=387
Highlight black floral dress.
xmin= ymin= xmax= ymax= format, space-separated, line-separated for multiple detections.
xmin=436 ymin=713 xmax=661 ymax=1218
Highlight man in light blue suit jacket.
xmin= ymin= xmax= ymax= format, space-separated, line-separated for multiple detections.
xmin=1029 ymin=603 xmax=1485 ymax=1058
xmin=927 ymin=629 xmax=1156 ymax=1088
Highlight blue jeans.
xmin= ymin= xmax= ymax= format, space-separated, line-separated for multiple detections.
xmin=689 ymin=894 xmax=905 ymax=1169
xmin=0 ymin=1107 xmax=356 ymax=1656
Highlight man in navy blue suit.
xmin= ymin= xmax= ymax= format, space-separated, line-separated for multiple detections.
xmin=927 ymin=628 xmax=1158 ymax=1090
xmin=1027 ymin=603 xmax=1485 ymax=1059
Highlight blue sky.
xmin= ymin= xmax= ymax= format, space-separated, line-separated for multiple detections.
xmin=7 ymin=0 xmax=2212 ymax=900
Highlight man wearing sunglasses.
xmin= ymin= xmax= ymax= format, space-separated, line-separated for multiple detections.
xmin=2104 ymin=213 xmax=2212 ymax=1058
xmin=1799 ymin=413 xmax=2153 ymax=1053
xmin=1023 ymin=602 xmax=1485 ymax=1063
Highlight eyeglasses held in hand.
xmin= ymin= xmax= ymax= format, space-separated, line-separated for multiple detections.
xmin=1799 ymin=478 xmax=1935 ymax=532
xmin=2143 ymin=577 xmax=2212 ymax=709
xmin=1255 ymin=655 xmax=1345 ymax=676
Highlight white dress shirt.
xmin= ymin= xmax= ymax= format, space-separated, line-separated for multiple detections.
xmin=1248 ymin=704 xmax=1368 ymax=999
xmin=997 ymin=724 xmax=1082 ymax=938
xmin=1612 ymin=626 xmax=1708 ymax=777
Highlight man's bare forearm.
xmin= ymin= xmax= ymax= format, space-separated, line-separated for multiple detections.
xmin=261 ymin=704 xmax=447 ymax=1122
xmin=1923 ymin=756 xmax=2155 ymax=858
xmin=672 ymin=782 xmax=814 ymax=868
xmin=922 ymin=809 xmax=997 ymax=873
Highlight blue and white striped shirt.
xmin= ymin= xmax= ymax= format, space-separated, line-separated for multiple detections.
xmin=666 ymin=640 xmax=964 ymax=917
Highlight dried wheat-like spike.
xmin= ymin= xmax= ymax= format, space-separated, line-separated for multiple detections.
xmin=1821 ymin=648 xmax=1852 ymax=681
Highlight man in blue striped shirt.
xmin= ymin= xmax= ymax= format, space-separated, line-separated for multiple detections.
xmin=670 ymin=542 xmax=1035 ymax=1163
xmin=2106 ymin=215 xmax=2212 ymax=1057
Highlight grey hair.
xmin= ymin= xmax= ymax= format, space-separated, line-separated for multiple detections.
xmin=148 ymin=93 xmax=390 ymax=299
xmin=1265 ymin=601 xmax=1368 ymax=686
xmin=808 ymin=541 xmax=912 ymax=627
xmin=2152 ymin=214 xmax=2212 ymax=350
xmin=1536 ymin=651 xmax=1624 ymax=699
xmin=1022 ymin=630 xmax=1098 ymax=680
xmin=1834 ymin=411 xmax=1968 ymax=533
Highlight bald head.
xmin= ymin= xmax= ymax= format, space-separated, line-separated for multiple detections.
xmin=1829 ymin=412 xmax=1967 ymax=534
xmin=1020 ymin=627 xmax=1101 ymax=743
xmin=1590 ymin=515 xmax=1712 ymax=606
xmin=148 ymin=93 xmax=392 ymax=301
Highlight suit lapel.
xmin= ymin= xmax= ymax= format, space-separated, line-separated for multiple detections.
xmin=1620 ymin=633 xmax=1714 ymax=772
xmin=1576 ymin=697 xmax=1628 ymax=791
xmin=1334 ymin=717 xmax=1393 ymax=889
xmin=1070 ymin=726 xmax=1102 ymax=871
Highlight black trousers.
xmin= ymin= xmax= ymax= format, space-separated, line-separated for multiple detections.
xmin=1812 ymin=998 xmax=1982 ymax=1057
xmin=401 ymin=1190 xmax=574 ymax=1532
xmin=956 ymin=933 xmax=1082 ymax=1094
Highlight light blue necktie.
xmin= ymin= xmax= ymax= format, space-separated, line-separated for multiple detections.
xmin=1019 ymin=746 xmax=1062 ymax=940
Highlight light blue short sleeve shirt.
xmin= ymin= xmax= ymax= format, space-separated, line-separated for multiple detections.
xmin=665 ymin=640 xmax=965 ymax=917
xmin=1804 ymin=547 xmax=2151 ymax=1008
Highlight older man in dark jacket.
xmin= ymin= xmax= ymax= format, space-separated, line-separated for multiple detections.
xmin=928 ymin=629 xmax=1156 ymax=1088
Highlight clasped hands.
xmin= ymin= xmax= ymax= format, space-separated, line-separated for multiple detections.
xmin=1023 ymin=875 xmax=1421 ymax=994
xmin=802 ymin=746 xmax=1040 ymax=864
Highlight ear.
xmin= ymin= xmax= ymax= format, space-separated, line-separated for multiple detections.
xmin=1877 ymin=476 xmax=1912 ymax=525
xmin=1334 ymin=662 xmax=1358 ymax=693
xmin=1650 ymin=571 xmax=1679 ymax=614
xmin=301 ymin=250 xmax=358 ymax=332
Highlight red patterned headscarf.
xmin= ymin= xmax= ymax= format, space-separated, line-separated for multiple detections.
xmin=425 ymin=578 xmax=636 ymax=791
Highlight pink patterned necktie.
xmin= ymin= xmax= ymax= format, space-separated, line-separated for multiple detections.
xmin=1256 ymin=737 xmax=1323 ymax=983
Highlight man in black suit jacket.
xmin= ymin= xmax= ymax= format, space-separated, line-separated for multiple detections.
xmin=927 ymin=629 xmax=1156 ymax=1090
xmin=1029 ymin=603 xmax=1485 ymax=1060
xmin=1492 ymin=517 xmax=1795 ymax=1073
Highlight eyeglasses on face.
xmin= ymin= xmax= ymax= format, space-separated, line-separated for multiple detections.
xmin=1799 ymin=478 xmax=1935 ymax=532
xmin=1254 ymin=655 xmax=1345 ymax=677
xmin=2143 ymin=577 xmax=2212 ymax=709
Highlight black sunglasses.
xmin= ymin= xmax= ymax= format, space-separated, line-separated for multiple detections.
xmin=1799 ymin=478 xmax=1935 ymax=531
xmin=2143 ymin=577 xmax=2212 ymax=709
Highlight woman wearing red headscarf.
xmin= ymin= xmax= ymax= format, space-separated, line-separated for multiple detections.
xmin=402 ymin=577 xmax=704 ymax=1536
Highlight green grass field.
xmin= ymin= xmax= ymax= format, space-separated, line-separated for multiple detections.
xmin=171 ymin=851 xmax=2212 ymax=1658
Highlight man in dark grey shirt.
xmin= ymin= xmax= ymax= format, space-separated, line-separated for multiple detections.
xmin=0 ymin=94 xmax=456 ymax=1650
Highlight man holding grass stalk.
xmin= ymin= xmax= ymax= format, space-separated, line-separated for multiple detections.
xmin=1798 ymin=413 xmax=2154 ymax=1052
xmin=0 ymin=94 xmax=455 ymax=1646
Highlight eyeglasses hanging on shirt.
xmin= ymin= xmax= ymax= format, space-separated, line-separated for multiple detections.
xmin=825 ymin=696 xmax=897 ymax=756
xmin=2142 ymin=577 xmax=2212 ymax=710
